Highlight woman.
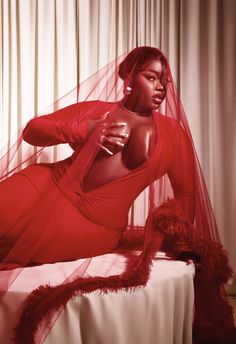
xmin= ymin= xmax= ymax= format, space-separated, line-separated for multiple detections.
xmin=0 ymin=47 xmax=194 ymax=266
xmin=0 ymin=47 xmax=235 ymax=343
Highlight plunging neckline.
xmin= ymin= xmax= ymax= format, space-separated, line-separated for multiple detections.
xmin=79 ymin=111 xmax=161 ymax=195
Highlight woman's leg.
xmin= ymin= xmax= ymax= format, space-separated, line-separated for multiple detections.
xmin=31 ymin=185 xmax=120 ymax=264
xmin=0 ymin=167 xmax=120 ymax=267
xmin=0 ymin=173 xmax=39 ymax=230
xmin=0 ymin=164 xmax=54 ymax=264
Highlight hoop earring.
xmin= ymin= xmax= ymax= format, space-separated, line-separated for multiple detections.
xmin=124 ymin=86 xmax=132 ymax=95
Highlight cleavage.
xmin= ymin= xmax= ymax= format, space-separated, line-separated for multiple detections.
xmin=81 ymin=118 xmax=157 ymax=193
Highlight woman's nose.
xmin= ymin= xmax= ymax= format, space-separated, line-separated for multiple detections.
xmin=155 ymin=80 xmax=164 ymax=91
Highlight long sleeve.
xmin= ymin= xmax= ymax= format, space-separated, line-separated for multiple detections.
xmin=22 ymin=102 xmax=89 ymax=147
xmin=167 ymin=123 xmax=196 ymax=223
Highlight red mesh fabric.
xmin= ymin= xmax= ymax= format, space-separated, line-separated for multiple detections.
xmin=0 ymin=47 xmax=235 ymax=343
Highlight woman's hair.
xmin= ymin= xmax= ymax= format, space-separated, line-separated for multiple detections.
xmin=118 ymin=46 xmax=168 ymax=81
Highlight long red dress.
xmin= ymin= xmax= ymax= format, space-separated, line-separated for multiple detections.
xmin=1 ymin=100 xmax=235 ymax=344
xmin=0 ymin=100 xmax=194 ymax=268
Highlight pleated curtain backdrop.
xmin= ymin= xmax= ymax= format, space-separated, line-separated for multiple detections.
xmin=1 ymin=0 xmax=236 ymax=292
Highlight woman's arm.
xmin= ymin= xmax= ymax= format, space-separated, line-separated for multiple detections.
xmin=167 ymin=124 xmax=196 ymax=223
xmin=22 ymin=102 xmax=95 ymax=147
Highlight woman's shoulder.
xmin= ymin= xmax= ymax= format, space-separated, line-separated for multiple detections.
xmin=155 ymin=112 xmax=187 ymax=138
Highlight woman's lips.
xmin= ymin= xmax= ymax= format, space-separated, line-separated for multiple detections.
xmin=152 ymin=96 xmax=163 ymax=104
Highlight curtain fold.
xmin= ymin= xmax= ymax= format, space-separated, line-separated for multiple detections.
xmin=1 ymin=0 xmax=235 ymax=291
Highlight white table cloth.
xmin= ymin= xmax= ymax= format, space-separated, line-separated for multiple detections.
xmin=0 ymin=253 xmax=195 ymax=344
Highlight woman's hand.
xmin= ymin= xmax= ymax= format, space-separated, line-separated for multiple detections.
xmin=177 ymin=251 xmax=201 ymax=272
xmin=88 ymin=113 xmax=129 ymax=156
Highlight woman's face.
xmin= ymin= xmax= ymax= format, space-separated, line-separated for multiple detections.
xmin=126 ymin=60 xmax=166 ymax=114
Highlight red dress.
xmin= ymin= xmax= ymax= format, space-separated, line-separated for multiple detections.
xmin=0 ymin=101 xmax=194 ymax=268
xmin=1 ymin=101 xmax=235 ymax=344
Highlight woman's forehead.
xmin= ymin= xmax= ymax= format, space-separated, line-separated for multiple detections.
xmin=139 ymin=60 xmax=163 ymax=74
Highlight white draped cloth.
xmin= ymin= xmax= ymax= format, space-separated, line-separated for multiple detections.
xmin=0 ymin=253 xmax=195 ymax=344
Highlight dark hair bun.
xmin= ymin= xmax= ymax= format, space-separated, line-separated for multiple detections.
xmin=118 ymin=46 xmax=167 ymax=80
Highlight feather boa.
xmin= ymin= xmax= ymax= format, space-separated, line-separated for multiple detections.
xmin=14 ymin=199 xmax=236 ymax=344
xmin=151 ymin=199 xmax=236 ymax=344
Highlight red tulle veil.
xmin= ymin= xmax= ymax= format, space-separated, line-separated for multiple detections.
xmin=0 ymin=48 xmax=235 ymax=344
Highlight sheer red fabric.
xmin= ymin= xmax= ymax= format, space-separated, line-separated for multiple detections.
xmin=0 ymin=47 xmax=235 ymax=344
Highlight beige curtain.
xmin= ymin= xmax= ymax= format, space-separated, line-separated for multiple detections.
xmin=1 ymin=0 xmax=236 ymax=292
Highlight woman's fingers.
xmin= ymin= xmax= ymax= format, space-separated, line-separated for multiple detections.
xmin=95 ymin=112 xmax=127 ymax=133
xmin=186 ymin=259 xmax=201 ymax=271
xmin=99 ymin=120 xmax=126 ymax=128
xmin=101 ymin=131 xmax=128 ymax=140
xmin=98 ymin=134 xmax=125 ymax=156
xmin=102 ymin=127 xmax=128 ymax=139
xmin=109 ymin=131 xmax=128 ymax=139
xmin=98 ymin=135 xmax=114 ymax=156
xmin=100 ymin=111 xmax=110 ymax=120
xmin=100 ymin=125 xmax=129 ymax=140
xmin=103 ymin=136 xmax=125 ymax=147
xmin=98 ymin=143 xmax=114 ymax=156
xmin=109 ymin=122 xmax=126 ymax=128
xmin=99 ymin=135 xmax=124 ymax=150
xmin=96 ymin=117 xmax=129 ymax=155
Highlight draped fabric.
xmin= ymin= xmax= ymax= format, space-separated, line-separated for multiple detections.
xmin=0 ymin=1 xmax=236 ymax=343
xmin=1 ymin=0 xmax=235 ymax=287
xmin=0 ymin=44 xmax=235 ymax=343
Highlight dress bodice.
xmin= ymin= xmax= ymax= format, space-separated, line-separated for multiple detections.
xmin=51 ymin=112 xmax=173 ymax=231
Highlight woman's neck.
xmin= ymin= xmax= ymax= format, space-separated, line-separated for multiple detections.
xmin=119 ymin=99 xmax=152 ymax=117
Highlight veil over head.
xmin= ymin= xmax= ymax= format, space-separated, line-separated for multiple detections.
xmin=0 ymin=46 xmax=235 ymax=343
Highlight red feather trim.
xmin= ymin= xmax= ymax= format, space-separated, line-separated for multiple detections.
xmin=150 ymin=199 xmax=236 ymax=344
xmin=14 ymin=232 xmax=163 ymax=343
xmin=14 ymin=199 xmax=236 ymax=344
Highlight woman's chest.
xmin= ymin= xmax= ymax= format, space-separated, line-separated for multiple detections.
xmin=82 ymin=114 xmax=157 ymax=192
xmin=101 ymin=112 xmax=157 ymax=166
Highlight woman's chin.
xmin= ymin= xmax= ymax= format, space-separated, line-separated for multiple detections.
xmin=152 ymin=103 xmax=160 ymax=111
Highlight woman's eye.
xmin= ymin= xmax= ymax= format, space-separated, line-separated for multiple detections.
xmin=147 ymin=76 xmax=156 ymax=81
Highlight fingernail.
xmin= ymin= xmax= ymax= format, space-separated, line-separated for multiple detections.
xmin=103 ymin=147 xmax=113 ymax=155
xmin=123 ymin=133 xmax=129 ymax=137
xmin=117 ymin=142 xmax=124 ymax=147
